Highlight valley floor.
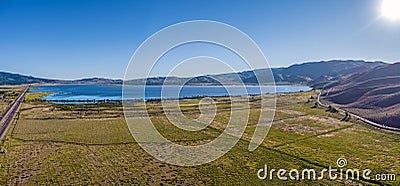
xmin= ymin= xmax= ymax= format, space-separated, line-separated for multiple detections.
xmin=0 ymin=91 xmax=399 ymax=185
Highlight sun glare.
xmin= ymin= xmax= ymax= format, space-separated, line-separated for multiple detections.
xmin=381 ymin=0 xmax=400 ymax=21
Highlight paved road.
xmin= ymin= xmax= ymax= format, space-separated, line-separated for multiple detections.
xmin=317 ymin=91 xmax=400 ymax=133
xmin=0 ymin=86 xmax=29 ymax=140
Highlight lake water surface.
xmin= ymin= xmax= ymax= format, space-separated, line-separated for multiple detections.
xmin=31 ymin=84 xmax=312 ymax=104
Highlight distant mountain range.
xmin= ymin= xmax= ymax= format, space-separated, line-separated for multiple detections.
xmin=0 ymin=72 xmax=123 ymax=85
xmin=0 ymin=60 xmax=387 ymax=86
xmin=125 ymin=60 xmax=385 ymax=86
xmin=0 ymin=71 xmax=57 ymax=85
xmin=323 ymin=62 xmax=400 ymax=128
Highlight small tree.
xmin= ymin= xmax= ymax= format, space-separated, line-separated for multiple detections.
xmin=341 ymin=111 xmax=351 ymax=122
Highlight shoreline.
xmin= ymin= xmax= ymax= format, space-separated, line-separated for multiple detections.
xmin=32 ymin=89 xmax=314 ymax=105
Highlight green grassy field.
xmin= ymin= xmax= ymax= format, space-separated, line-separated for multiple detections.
xmin=0 ymin=91 xmax=398 ymax=185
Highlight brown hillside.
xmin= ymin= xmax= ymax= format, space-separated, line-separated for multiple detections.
xmin=325 ymin=63 xmax=400 ymax=128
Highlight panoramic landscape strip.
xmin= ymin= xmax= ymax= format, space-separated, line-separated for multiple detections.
xmin=1 ymin=0 xmax=399 ymax=185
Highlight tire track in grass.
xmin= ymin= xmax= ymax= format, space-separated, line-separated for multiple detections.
xmin=272 ymin=124 xmax=354 ymax=148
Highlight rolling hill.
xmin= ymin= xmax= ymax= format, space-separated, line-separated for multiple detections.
xmin=0 ymin=72 xmax=59 ymax=85
xmin=0 ymin=72 xmax=122 ymax=85
xmin=324 ymin=63 xmax=400 ymax=128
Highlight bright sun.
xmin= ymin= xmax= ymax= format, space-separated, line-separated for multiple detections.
xmin=381 ymin=0 xmax=400 ymax=20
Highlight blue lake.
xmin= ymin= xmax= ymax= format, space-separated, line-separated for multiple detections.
xmin=30 ymin=84 xmax=312 ymax=104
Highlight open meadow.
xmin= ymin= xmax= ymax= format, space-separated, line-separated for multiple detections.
xmin=0 ymin=90 xmax=398 ymax=185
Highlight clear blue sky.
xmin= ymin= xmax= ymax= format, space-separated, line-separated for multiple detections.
xmin=0 ymin=0 xmax=399 ymax=79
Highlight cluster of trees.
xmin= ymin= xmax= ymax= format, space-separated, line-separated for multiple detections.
xmin=24 ymin=97 xmax=42 ymax=103
xmin=48 ymin=99 xmax=121 ymax=104
xmin=0 ymin=91 xmax=18 ymax=102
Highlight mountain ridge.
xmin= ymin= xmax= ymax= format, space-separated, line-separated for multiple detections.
xmin=0 ymin=71 xmax=124 ymax=85
xmin=323 ymin=62 xmax=400 ymax=128
xmin=0 ymin=60 xmax=387 ymax=85
xmin=125 ymin=60 xmax=385 ymax=86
